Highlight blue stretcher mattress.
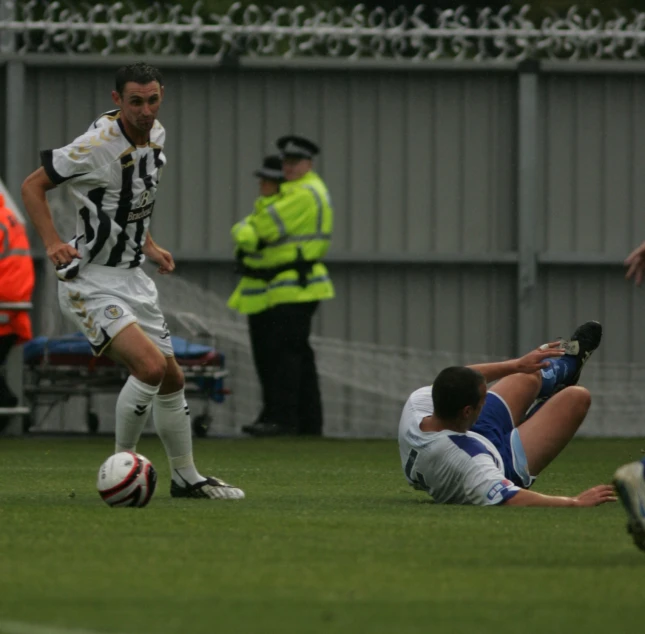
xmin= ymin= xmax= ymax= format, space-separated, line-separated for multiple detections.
xmin=23 ymin=334 xmax=226 ymax=402
xmin=24 ymin=334 xmax=216 ymax=363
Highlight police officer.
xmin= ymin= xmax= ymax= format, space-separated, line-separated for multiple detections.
xmin=228 ymin=139 xmax=334 ymax=436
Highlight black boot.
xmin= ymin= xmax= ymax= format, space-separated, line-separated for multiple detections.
xmin=560 ymin=321 xmax=603 ymax=386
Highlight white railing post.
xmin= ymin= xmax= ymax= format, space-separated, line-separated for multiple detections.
xmin=517 ymin=59 xmax=540 ymax=356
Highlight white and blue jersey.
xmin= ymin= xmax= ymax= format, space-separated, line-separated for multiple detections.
xmin=398 ymin=386 xmax=523 ymax=506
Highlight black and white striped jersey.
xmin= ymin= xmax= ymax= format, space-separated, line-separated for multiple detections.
xmin=40 ymin=109 xmax=167 ymax=279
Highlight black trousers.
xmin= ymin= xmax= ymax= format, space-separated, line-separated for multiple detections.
xmin=0 ymin=334 xmax=18 ymax=407
xmin=0 ymin=334 xmax=17 ymax=366
xmin=248 ymin=301 xmax=322 ymax=435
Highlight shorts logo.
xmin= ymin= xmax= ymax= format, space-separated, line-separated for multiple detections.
xmin=104 ymin=305 xmax=124 ymax=320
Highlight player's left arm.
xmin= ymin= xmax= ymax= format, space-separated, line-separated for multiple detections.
xmin=464 ymin=460 xmax=522 ymax=506
xmin=467 ymin=342 xmax=564 ymax=383
xmin=142 ymin=232 xmax=175 ymax=275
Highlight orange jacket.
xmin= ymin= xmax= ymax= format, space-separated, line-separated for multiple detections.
xmin=0 ymin=195 xmax=34 ymax=343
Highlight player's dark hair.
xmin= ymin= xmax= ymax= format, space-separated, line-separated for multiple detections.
xmin=115 ymin=62 xmax=164 ymax=95
xmin=432 ymin=366 xmax=485 ymax=419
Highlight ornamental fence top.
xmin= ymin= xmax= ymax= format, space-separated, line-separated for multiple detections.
xmin=1 ymin=1 xmax=645 ymax=62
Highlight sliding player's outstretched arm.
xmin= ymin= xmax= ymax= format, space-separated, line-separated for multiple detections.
xmin=503 ymin=485 xmax=616 ymax=507
xmin=466 ymin=342 xmax=564 ymax=384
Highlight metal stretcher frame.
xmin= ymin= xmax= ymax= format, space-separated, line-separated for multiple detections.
xmin=22 ymin=317 xmax=229 ymax=436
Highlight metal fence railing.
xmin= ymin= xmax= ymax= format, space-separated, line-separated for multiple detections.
xmin=2 ymin=1 xmax=645 ymax=61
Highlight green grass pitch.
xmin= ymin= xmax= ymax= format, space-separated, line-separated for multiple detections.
xmin=1 ymin=437 xmax=644 ymax=634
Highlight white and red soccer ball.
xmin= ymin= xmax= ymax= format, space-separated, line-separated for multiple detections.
xmin=97 ymin=451 xmax=157 ymax=507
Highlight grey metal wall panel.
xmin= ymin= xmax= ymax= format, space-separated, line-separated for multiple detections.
xmin=311 ymin=264 xmax=516 ymax=355
xmin=262 ymin=71 xmax=294 ymax=147
xmin=176 ymin=73 xmax=211 ymax=253
xmin=541 ymin=74 xmax=645 ymax=256
xmin=207 ymin=72 xmax=239 ymax=254
xmin=316 ymin=263 xmax=349 ymax=339
xmin=376 ymin=73 xmax=407 ymax=253
xmin=631 ymin=79 xmax=645 ymax=250
xmin=348 ymin=74 xmax=378 ymax=252
xmin=156 ymin=71 xmax=184 ymax=249
xmin=604 ymin=77 xmax=634 ymax=255
xmin=18 ymin=66 xmax=518 ymax=264
xmin=404 ymin=78 xmax=434 ymax=255
xmin=320 ymin=73 xmax=351 ymax=252
xmin=233 ymin=72 xmax=265 ymax=224
xmin=537 ymin=267 xmax=645 ymax=365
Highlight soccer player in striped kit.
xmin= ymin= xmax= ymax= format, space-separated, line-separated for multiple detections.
xmin=22 ymin=62 xmax=244 ymax=500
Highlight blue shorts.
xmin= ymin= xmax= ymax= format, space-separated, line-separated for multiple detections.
xmin=472 ymin=392 xmax=536 ymax=489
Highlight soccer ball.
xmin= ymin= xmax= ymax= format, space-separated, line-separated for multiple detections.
xmin=97 ymin=451 xmax=157 ymax=507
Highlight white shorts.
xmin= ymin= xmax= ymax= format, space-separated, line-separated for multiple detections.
xmin=58 ymin=264 xmax=173 ymax=357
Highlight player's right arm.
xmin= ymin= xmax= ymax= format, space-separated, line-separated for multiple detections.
xmin=22 ymin=128 xmax=113 ymax=268
xmin=502 ymin=485 xmax=616 ymax=507
xmin=467 ymin=342 xmax=564 ymax=383
xmin=21 ymin=167 xmax=80 ymax=267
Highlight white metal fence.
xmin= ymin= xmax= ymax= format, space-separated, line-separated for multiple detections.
xmin=2 ymin=1 xmax=645 ymax=61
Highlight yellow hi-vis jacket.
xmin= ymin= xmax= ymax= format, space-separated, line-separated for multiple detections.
xmin=227 ymin=171 xmax=334 ymax=315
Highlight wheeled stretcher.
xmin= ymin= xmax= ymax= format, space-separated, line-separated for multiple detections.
xmin=22 ymin=333 xmax=228 ymax=436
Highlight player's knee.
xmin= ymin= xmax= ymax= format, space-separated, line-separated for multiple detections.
xmin=528 ymin=371 xmax=542 ymax=389
xmin=162 ymin=367 xmax=185 ymax=392
xmin=565 ymin=386 xmax=592 ymax=415
xmin=136 ymin=355 xmax=168 ymax=385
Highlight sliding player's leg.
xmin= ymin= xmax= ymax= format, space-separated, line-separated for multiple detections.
xmin=156 ymin=357 xmax=244 ymax=500
xmin=488 ymin=373 xmax=541 ymax=425
xmin=472 ymin=320 xmax=603 ymax=487
xmin=515 ymin=386 xmax=590 ymax=475
xmin=471 ymin=369 xmax=569 ymax=487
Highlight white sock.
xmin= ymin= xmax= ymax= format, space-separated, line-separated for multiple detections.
xmin=115 ymin=375 xmax=160 ymax=453
xmin=153 ymin=389 xmax=204 ymax=486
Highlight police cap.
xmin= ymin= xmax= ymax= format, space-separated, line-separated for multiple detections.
xmin=253 ymin=155 xmax=285 ymax=182
xmin=276 ymin=135 xmax=320 ymax=160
